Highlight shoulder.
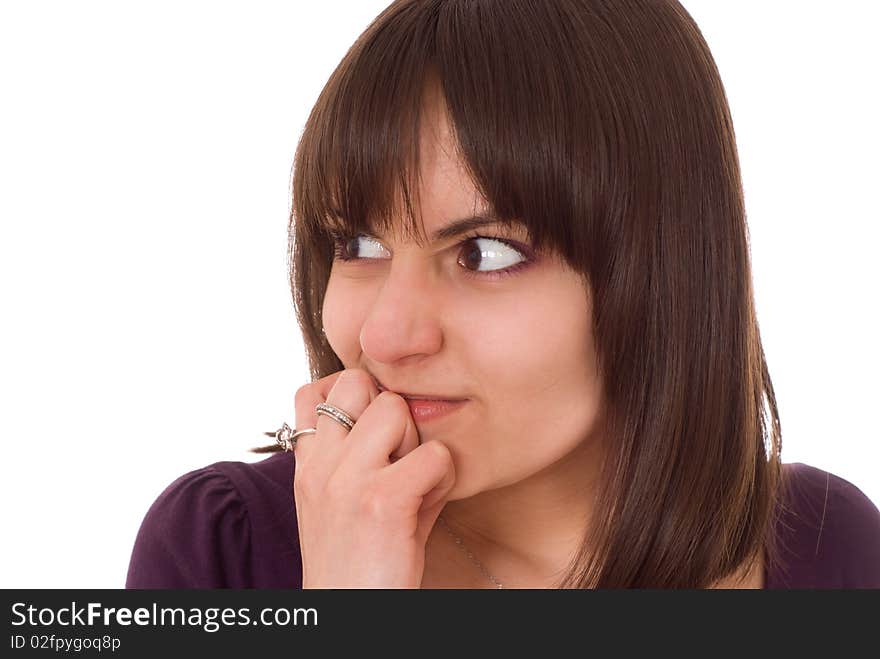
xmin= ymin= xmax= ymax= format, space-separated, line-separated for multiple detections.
xmin=126 ymin=452 xmax=301 ymax=589
xmin=767 ymin=462 xmax=880 ymax=588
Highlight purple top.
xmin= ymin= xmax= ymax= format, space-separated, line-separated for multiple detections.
xmin=125 ymin=455 xmax=880 ymax=588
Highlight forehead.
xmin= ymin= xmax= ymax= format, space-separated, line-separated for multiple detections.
xmin=323 ymin=83 xmax=529 ymax=245
xmin=415 ymin=103 xmax=491 ymax=232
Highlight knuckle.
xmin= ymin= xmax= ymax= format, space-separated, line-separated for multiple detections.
xmin=363 ymin=493 xmax=389 ymax=521
xmin=293 ymin=469 xmax=319 ymax=501
xmin=324 ymin=470 xmax=353 ymax=504
xmin=377 ymin=389 xmax=407 ymax=411
xmin=360 ymin=480 xmax=398 ymax=520
xmin=432 ymin=440 xmax=453 ymax=462
xmin=337 ymin=368 xmax=374 ymax=390
xmin=294 ymin=384 xmax=314 ymax=408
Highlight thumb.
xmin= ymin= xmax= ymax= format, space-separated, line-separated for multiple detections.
xmin=416 ymin=440 xmax=456 ymax=508
xmin=414 ymin=442 xmax=456 ymax=545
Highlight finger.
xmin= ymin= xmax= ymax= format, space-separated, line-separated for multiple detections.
xmin=292 ymin=370 xmax=345 ymax=453
xmin=385 ymin=440 xmax=456 ymax=510
xmin=317 ymin=368 xmax=380 ymax=445
xmin=340 ymin=390 xmax=421 ymax=470
xmin=397 ymin=441 xmax=456 ymax=547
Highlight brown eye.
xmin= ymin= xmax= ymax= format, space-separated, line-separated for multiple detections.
xmin=331 ymin=234 xmax=390 ymax=262
xmin=457 ymin=236 xmax=526 ymax=274
xmin=331 ymin=231 xmax=534 ymax=281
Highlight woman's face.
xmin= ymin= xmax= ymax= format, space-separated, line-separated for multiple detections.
xmin=322 ymin=98 xmax=605 ymax=500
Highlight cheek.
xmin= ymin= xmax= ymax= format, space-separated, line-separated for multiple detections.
xmin=474 ymin=286 xmax=596 ymax=401
xmin=490 ymin=329 xmax=600 ymax=436
xmin=475 ymin=294 xmax=601 ymax=459
xmin=321 ymin=278 xmax=370 ymax=362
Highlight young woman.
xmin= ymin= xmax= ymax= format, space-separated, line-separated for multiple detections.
xmin=126 ymin=0 xmax=880 ymax=589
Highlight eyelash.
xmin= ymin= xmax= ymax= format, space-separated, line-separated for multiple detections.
xmin=329 ymin=231 xmax=534 ymax=281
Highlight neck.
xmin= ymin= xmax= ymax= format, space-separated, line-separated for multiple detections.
xmin=434 ymin=435 xmax=604 ymax=586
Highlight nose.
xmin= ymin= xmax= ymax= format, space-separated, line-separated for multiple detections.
xmin=358 ymin=257 xmax=444 ymax=364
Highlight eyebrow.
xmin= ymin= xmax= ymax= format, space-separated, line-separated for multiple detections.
xmin=430 ymin=213 xmax=504 ymax=242
xmin=328 ymin=209 xmax=511 ymax=243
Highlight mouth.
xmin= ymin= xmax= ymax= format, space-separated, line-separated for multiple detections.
xmin=375 ymin=382 xmax=468 ymax=402
xmin=403 ymin=397 xmax=468 ymax=423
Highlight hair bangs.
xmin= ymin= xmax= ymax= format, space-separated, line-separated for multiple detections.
xmin=291 ymin=1 xmax=595 ymax=266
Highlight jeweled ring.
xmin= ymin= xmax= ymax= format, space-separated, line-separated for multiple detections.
xmin=263 ymin=422 xmax=316 ymax=452
xmin=315 ymin=402 xmax=355 ymax=432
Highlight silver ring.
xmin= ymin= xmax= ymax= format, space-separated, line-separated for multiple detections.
xmin=315 ymin=402 xmax=355 ymax=432
xmin=263 ymin=422 xmax=316 ymax=452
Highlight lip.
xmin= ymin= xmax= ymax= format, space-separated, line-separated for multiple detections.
xmin=403 ymin=398 xmax=468 ymax=422
xmin=374 ymin=382 xmax=469 ymax=422
xmin=375 ymin=383 xmax=467 ymax=402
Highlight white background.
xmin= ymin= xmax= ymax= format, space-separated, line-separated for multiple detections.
xmin=1 ymin=1 xmax=877 ymax=588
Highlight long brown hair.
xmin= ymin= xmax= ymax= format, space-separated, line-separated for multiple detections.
xmin=252 ymin=0 xmax=787 ymax=588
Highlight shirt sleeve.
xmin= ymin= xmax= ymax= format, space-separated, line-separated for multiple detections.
xmin=125 ymin=465 xmax=252 ymax=588
xmin=828 ymin=472 xmax=880 ymax=588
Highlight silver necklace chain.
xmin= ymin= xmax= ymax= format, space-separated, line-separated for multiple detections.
xmin=436 ymin=515 xmax=504 ymax=589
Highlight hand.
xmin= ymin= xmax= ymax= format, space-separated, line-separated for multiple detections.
xmin=292 ymin=368 xmax=456 ymax=588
